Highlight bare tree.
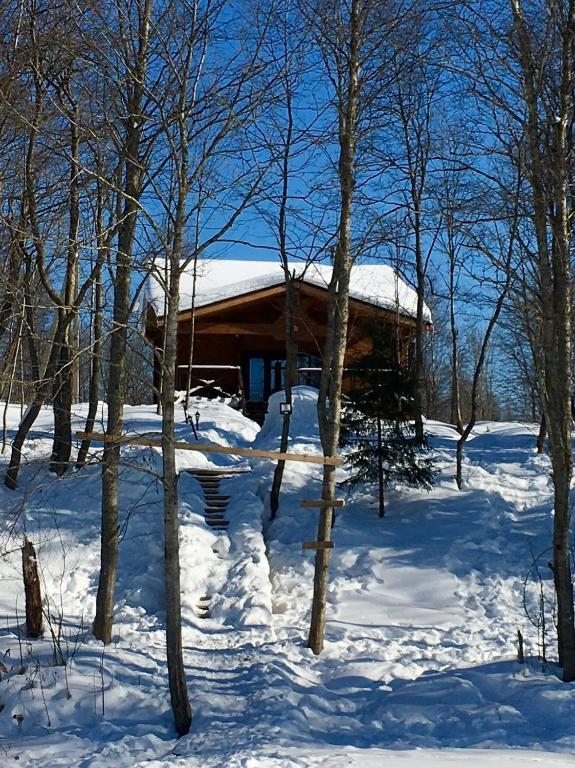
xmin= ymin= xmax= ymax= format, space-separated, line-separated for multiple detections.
xmin=455 ymin=0 xmax=575 ymax=678
xmin=144 ymin=0 xmax=276 ymax=733
xmin=385 ymin=31 xmax=444 ymax=444
xmin=301 ymin=0 xmax=433 ymax=655
xmin=304 ymin=0 xmax=364 ymax=656
xmin=454 ymin=222 xmax=517 ymax=488
xmin=93 ymin=0 xmax=154 ymax=644
xmin=258 ymin=1 xmax=322 ymax=519
xmin=510 ymin=0 xmax=575 ymax=678
xmin=3 ymin=1 xmax=105 ymax=487
xmin=76 ymin=158 xmax=116 ymax=468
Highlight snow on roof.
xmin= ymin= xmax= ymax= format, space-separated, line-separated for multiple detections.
xmin=143 ymin=258 xmax=431 ymax=322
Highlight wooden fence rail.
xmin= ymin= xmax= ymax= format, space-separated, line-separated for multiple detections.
xmin=75 ymin=432 xmax=342 ymax=467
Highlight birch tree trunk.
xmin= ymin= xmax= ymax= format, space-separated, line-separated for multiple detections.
xmin=162 ymin=20 xmax=194 ymax=735
xmin=161 ymin=259 xmax=192 ymax=736
xmin=455 ymin=182 xmax=518 ymax=488
xmin=308 ymin=0 xmax=360 ymax=656
xmin=447 ymin=213 xmax=463 ymax=433
xmin=76 ymin=251 xmax=104 ymax=468
xmin=51 ymin=94 xmax=80 ymax=475
xmin=508 ymin=0 xmax=575 ymax=680
xmin=77 ymin=167 xmax=109 ymax=468
xmin=93 ymin=0 xmax=152 ymax=644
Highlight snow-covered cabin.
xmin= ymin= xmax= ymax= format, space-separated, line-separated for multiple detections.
xmin=143 ymin=258 xmax=429 ymax=421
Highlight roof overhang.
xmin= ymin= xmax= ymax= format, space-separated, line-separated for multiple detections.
xmin=147 ymin=279 xmax=429 ymax=330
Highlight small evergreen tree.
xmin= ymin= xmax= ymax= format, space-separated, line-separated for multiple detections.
xmin=341 ymin=349 xmax=435 ymax=517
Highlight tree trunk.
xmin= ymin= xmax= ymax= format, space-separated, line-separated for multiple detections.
xmin=77 ymin=189 xmax=106 ymax=469
xmin=183 ymin=256 xmax=199 ymax=414
xmin=544 ymin=226 xmax=575 ymax=678
xmin=308 ymin=274 xmax=351 ymax=656
xmin=377 ymin=412 xmax=385 ymax=518
xmin=507 ymin=0 xmax=575 ymax=680
xmin=308 ymin=464 xmax=337 ymax=654
xmin=552 ymin=459 xmax=575 ymax=675
xmin=308 ymin=0 xmax=359 ymax=656
xmin=455 ymin=420 xmax=473 ymax=491
xmin=5 ymin=76 xmax=55 ymax=488
xmin=536 ymin=412 xmax=546 ymax=454
xmin=50 ymin=329 xmax=73 ymax=476
xmin=77 ymin=272 xmax=103 ymax=468
xmin=51 ymin=99 xmax=80 ymax=471
xmin=270 ymin=279 xmax=298 ymax=519
xmin=450 ymin=328 xmax=463 ymax=433
xmin=162 ymin=263 xmax=192 ymax=737
xmin=453 ymin=171 xmax=517 ymax=489
xmin=269 ymin=50 xmax=296 ymax=520
xmin=448 ymin=219 xmax=463 ymax=434
xmin=93 ymin=0 xmax=151 ymax=644
xmin=161 ymin=22 xmax=193 ymax=733
xmin=93 ymin=260 xmax=129 ymax=642
xmin=413 ymin=207 xmax=426 ymax=444
xmin=5 ymin=319 xmax=69 ymax=488
xmin=1 ymin=324 xmax=22 ymax=454
xmin=0 ymin=234 xmax=24 ymax=346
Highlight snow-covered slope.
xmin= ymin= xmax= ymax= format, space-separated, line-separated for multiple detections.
xmin=0 ymin=395 xmax=573 ymax=767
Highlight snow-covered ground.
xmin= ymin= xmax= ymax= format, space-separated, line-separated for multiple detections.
xmin=0 ymin=390 xmax=574 ymax=767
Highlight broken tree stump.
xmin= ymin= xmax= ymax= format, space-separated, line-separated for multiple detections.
xmin=22 ymin=539 xmax=43 ymax=638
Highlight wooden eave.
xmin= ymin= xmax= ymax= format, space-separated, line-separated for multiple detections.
xmin=182 ymin=283 xmax=287 ymax=321
xmin=148 ymin=279 xmax=427 ymax=330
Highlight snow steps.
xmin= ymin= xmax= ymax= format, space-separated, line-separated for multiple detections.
xmin=196 ymin=595 xmax=211 ymax=619
xmin=186 ymin=467 xmax=249 ymax=620
xmin=187 ymin=470 xmax=240 ymax=528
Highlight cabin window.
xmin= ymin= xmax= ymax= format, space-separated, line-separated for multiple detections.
xmin=245 ymin=355 xmax=286 ymax=401
xmin=248 ymin=357 xmax=266 ymax=400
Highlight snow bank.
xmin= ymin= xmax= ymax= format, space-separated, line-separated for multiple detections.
xmin=256 ymin=386 xmax=321 ymax=449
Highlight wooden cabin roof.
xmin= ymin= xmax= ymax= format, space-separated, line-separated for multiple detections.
xmin=143 ymin=259 xmax=431 ymax=324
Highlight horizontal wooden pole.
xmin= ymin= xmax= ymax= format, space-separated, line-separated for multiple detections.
xmin=75 ymin=432 xmax=342 ymax=467
xmin=302 ymin=541 xmax=335 ymax=550
xmin=176 ymin=364 xmax=241 ymax=370
xmin=300 ymin=499 xmax=345 ymax=509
